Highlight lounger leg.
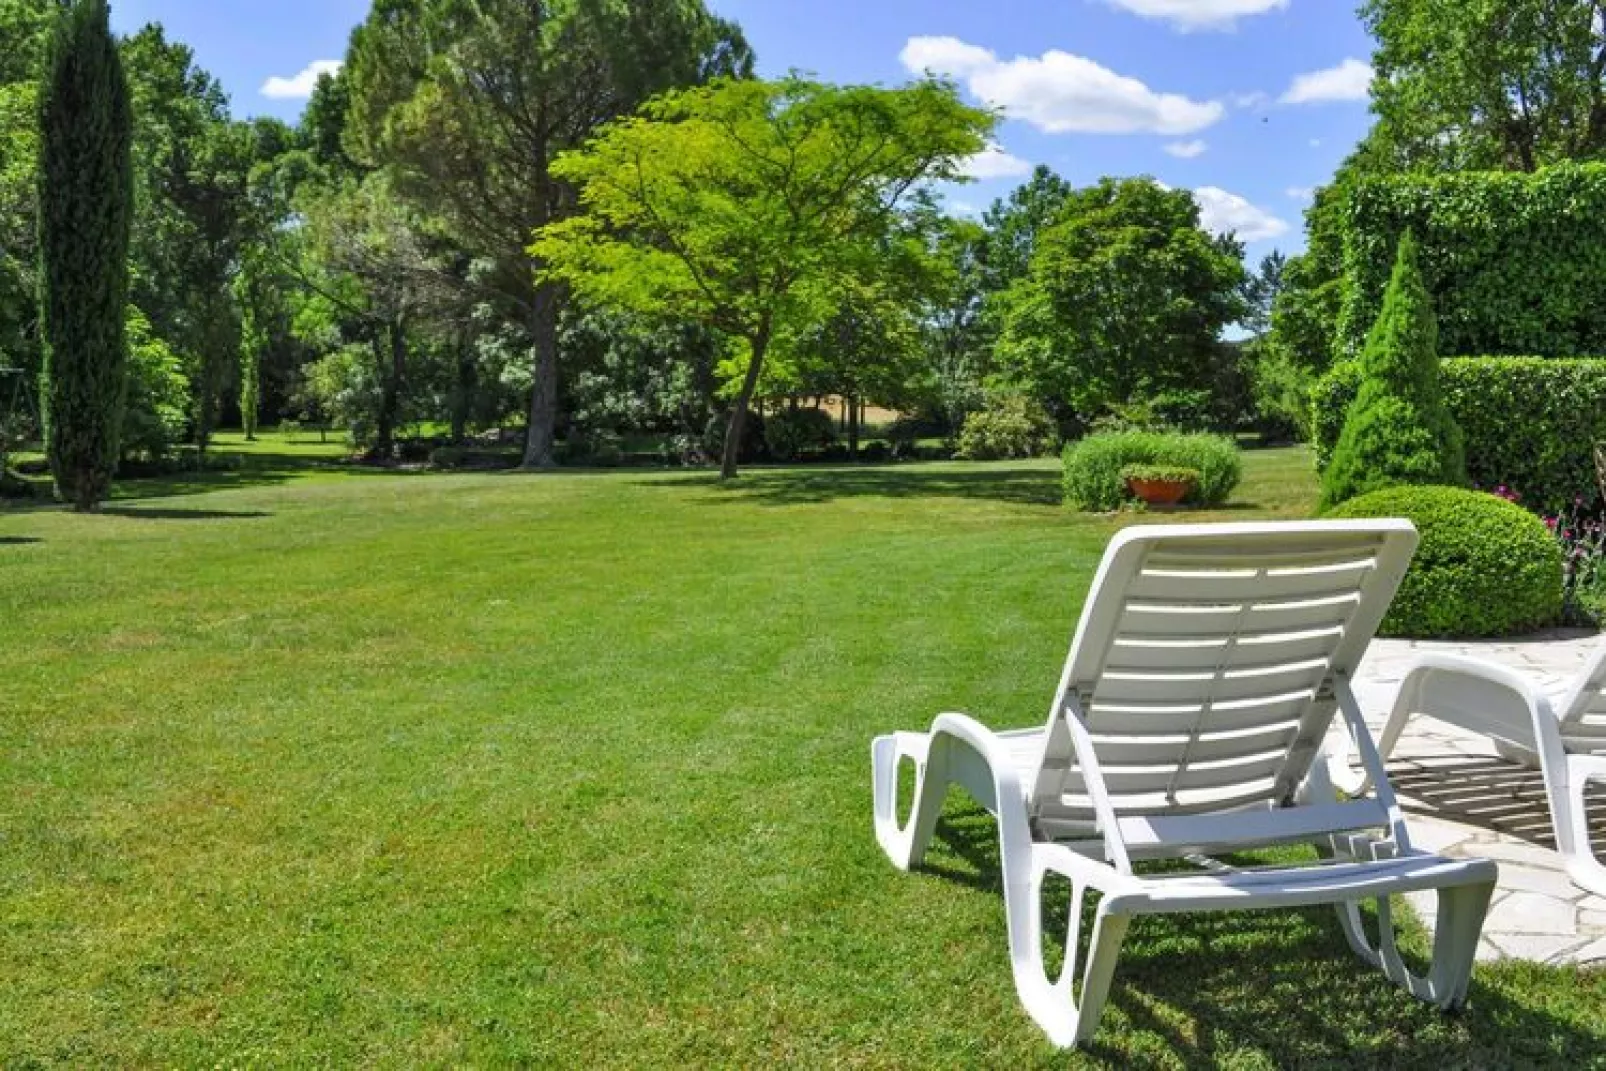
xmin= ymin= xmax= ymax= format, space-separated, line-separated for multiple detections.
xmin=1014 ymin=862 xmax=1131 ymax=1048
xmin=1334 ymin=879 xmax=1493 ymax=1009
xmin=1561 ymin=755 xmax=1606 ymax=898
xmin=871 ymin=733 xmax=944 ymax=870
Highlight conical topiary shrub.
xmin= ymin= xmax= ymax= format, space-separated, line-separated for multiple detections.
xmin=1320 ymin=230 xmax=1464 ymax=510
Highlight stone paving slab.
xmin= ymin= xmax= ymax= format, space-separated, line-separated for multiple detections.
xmin=1348 ymin=632 xmax=1606 ymax=967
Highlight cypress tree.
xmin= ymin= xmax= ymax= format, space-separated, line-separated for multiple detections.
xmin=1320 ymin=230 xmax=1465 ymax=510
xmin=37 ymin=0 xmax=134 ymax=512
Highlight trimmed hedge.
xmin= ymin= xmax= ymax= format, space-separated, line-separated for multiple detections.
xmin=1327 ymin=486 xmax=1562 ymax=638
xmin=1337 ymin=165 xmax=1606 ymax=360
xmin=1313 ymin=357 xmax=1606 ymax=514
xmin=1062 ymin=430 xmax=1241 ymax=511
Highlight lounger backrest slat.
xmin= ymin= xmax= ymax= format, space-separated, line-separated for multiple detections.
xmin=1030 ymin=522 xmax=1419 ymax=830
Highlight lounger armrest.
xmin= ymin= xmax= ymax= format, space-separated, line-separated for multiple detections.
xmin=1360 ymin=653 xmax=1566 ymax=795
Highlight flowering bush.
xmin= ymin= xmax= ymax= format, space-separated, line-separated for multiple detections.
xmin=1543 ymin=498 xmax=1606 ymax=625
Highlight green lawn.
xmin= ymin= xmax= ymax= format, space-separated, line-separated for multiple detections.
xmin=2 ymin=448 xmax=1602 ymax=1066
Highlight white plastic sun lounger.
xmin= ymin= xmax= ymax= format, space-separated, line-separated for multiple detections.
xmin=871 ymin=521 xmax=1497 ymax=1048
xmin=1364 ymin=645 xmax=1606 ymax=897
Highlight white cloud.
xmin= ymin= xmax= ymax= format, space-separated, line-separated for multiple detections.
xmin=1228 ymin=90 xmax=1271 ymax=110
xmin=1194 ymin=186 xmax=1289 ymax=242
xmin=261 ymin=59 xmax=343 ymax=101
xmin=961 ymin=144 xmax=1034 ymax=179
xmin=1101 ymin=0 xmax=1289 ymax=30
xmin=1164 ymin=139 xmax=1208 ymax=158
xmin=1280 ymin=58 xmax=1373 ymax=104
xmin=947 ymin=200 xmax=982 ymax=219
xmin=1285 ymin=186 xmax=1314 ymax=202
xmin=1309 ymin=138 xmax=1324 ymax=147
xmin=900 ymin=35 xmax=1223 ymax=135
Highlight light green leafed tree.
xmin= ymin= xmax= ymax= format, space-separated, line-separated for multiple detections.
xmin=36 ymin=0 xmax=134 ymax=511
xmin=533 ymin=76 xmax=992 ymax=478
xmin=342 ymin=0 xmax=752 ymax=470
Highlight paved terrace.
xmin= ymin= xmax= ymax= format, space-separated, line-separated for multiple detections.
xmin=1348 ymin=633 xmax=1606 ymax=967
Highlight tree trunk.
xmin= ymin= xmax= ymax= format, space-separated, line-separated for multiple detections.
xmin=372 ymin=319 xmax=407 ymax=462
xmin=847 ymin=392 xmax=859 ymax=459
xmin=521 ymin=280 xmax=560 ymax=469
xmin=720 ymin=329 xmax=770 ymax=480
xmin=451 ymin=334 xmax=473 ymax=445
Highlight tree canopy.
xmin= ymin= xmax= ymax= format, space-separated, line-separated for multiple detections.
xmin=533 ymin=75 xmax=992 ymax=477
xmin=993 ymin=177 xmax=1246 ymax=430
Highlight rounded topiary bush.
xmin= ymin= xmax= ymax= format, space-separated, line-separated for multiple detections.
xmin=1327 ymin=485 xmax=1562 ymax=638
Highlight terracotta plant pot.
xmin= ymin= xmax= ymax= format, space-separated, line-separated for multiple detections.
xmin=1125 ymin=476 xmax=1193 ymax=508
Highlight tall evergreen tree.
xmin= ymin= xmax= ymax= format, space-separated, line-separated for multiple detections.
xmin=37 ymin=0 xmax=133 ymax=511
xmin=1320 ymin=231 xmax=1465 ymax=509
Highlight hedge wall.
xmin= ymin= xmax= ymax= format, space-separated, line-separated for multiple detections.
xmin=1313 ymin=358 xmax=1606 ymax=515
xmin=1337 ymin=165 xmax=1606 ymax=361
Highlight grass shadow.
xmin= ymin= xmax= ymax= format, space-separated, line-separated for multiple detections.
xmin=100 ymin=507 xmax=272 ymax=520
xmin=922 ymin=798 xmax=1605 ymax=1066
xmin=646 ymin=463 xmax=1067 ymax=509
xmin=0 ymin=535 xmax=41 ymax=545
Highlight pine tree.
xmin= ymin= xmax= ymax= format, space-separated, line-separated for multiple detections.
xmin=37 ymin=0 xmax=134 ymax=511
xmin=1320 ymin=230 xmax=1465 ymax=510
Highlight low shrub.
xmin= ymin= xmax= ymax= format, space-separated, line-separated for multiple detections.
xmin=859 ymin=440 xmax=891 ymax=463
xmin=954 ymin=394 xmax=1057 ymax=461
xmin=703 ymin=411 xmax=766 ymax=465
xmin=1327 ymin=485 xmax=1562 ymax=637
xmin=1062 ymin=431 xmax=1242 ymax=511
xmin=1313 ymin=357 xmax=1606 ymax=515
xmin=571 ymin=429 xmax=623 ymax=467
xmin=764 ymin=408 xmax=837 ymax=462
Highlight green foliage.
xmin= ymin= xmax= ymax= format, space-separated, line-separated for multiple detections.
xmin=1062 ymin=430 xmax=1242 ymax=511
xmin=763 ymin=408 xmax=837 ymax=462
xmin=1336 ymin=164 xmax=1606 ymax=360
xmin=1361 ymin=0 xmax=1606 ymax=172
xmin=37 ymin=0 xmax=133 ymax=511
xmin=534 ymin=75 xmax=992 ymax=477
xmin=121 ymin=306 xmax=190 ymax=461
xmin=992 ymin=177 xmax=1247 ymax=430
xmin=1329 ymin=486 xmax=1563 ymax=637
xmin=344 ymin=0 xmax=753 ymax=468
xmin=1120 ymin=463 xmax=1200 ymax=484
xmin=300 ymin=343 xmax=380 ymax=446
xmin=953 ymin=392 xmax=1057 ymax=460
xmin=1316 ymin=357 xmax=1606 ymax=515
xmin=1246 ymin=340 xmax=1315 ymax=443
xmin=1321 ymin=232 xmax=1464 ymax=509
xmin=122 ymin=26 xmax=262 ymax=449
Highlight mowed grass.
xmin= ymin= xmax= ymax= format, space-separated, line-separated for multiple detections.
xmin=2 ymin=449 xmax=1602 ymax=1066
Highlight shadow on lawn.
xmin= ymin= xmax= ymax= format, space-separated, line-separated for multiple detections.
xmin=669 ymin=464 xmax=1067 ymax=508
xmin=100 ymin=507 xmax=272 ymax=520
xmin=0 ymin=536 xmax=41 ymax=545
xmin=923 ymin=802 xmax=1604 ymax=1067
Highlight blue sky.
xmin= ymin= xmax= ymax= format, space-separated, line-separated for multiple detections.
xmin=107 ymin=0 xmax=1378 ymax=258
